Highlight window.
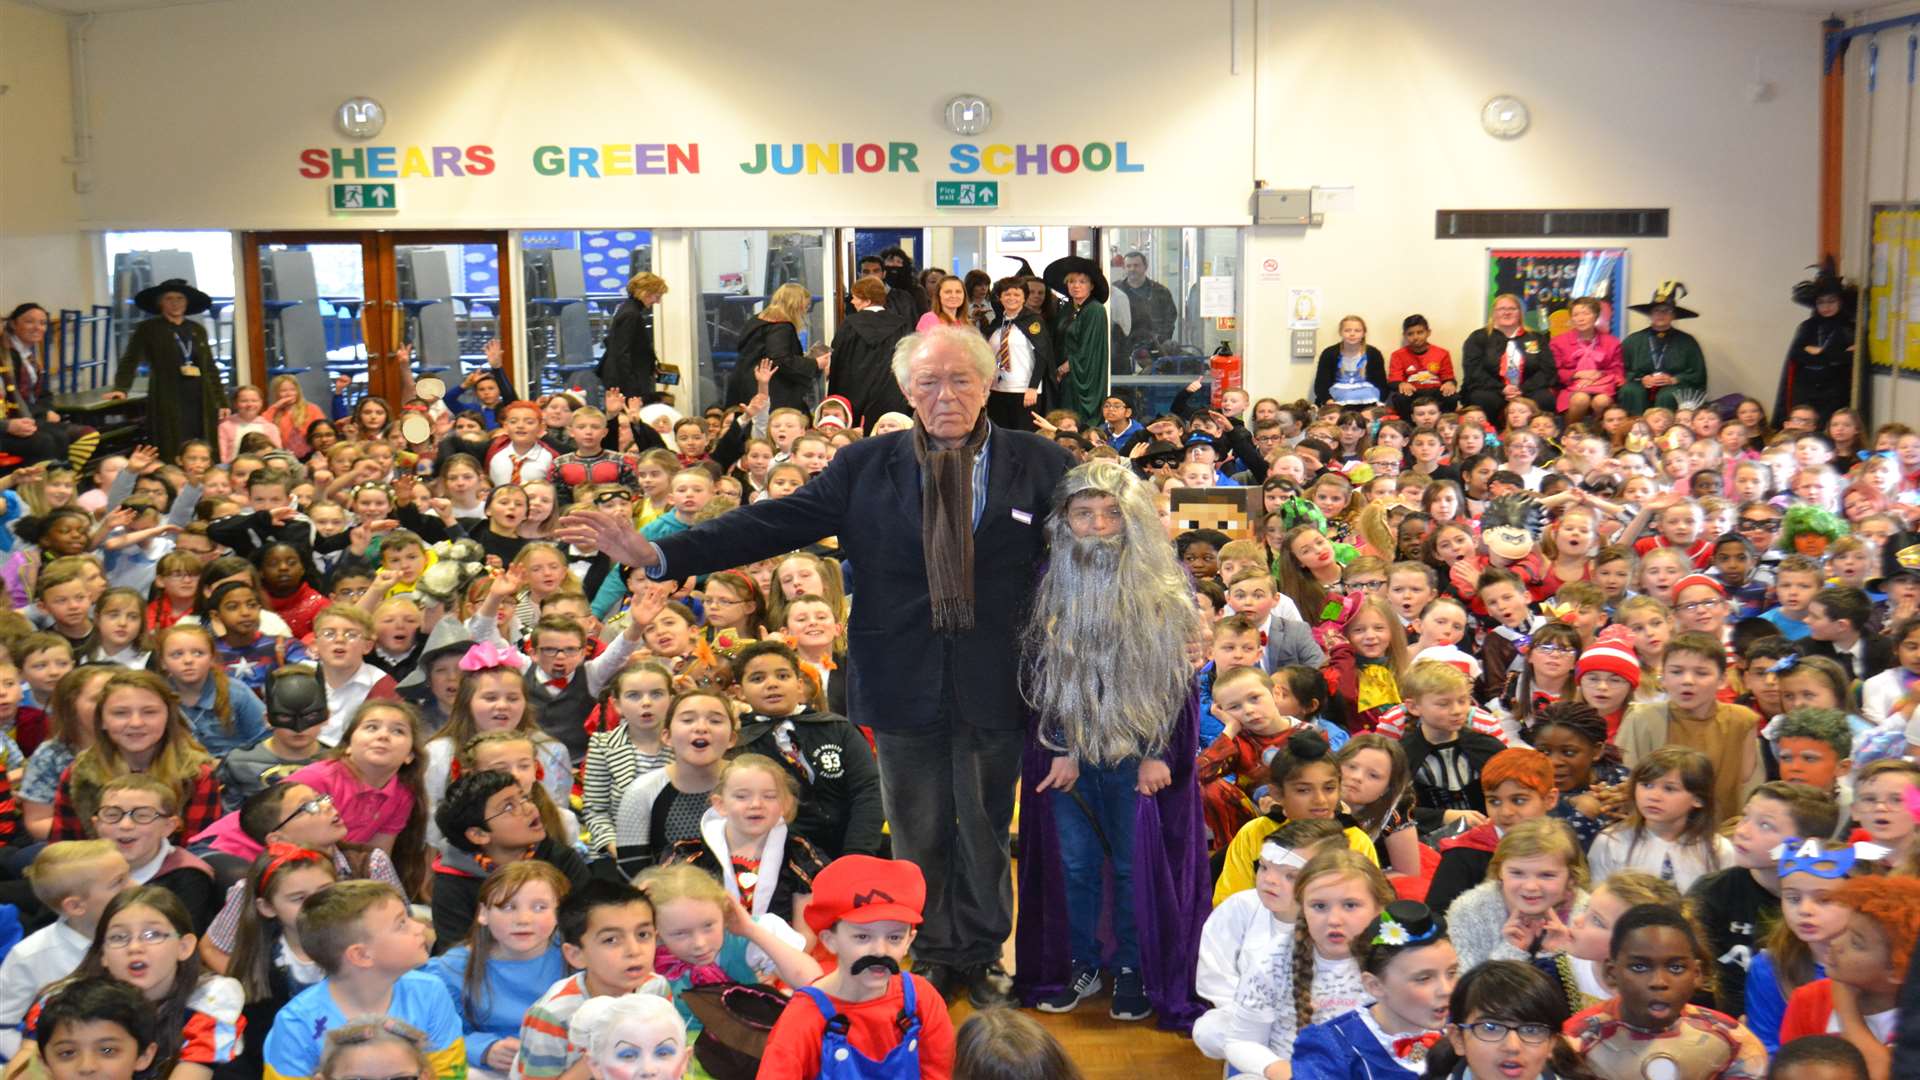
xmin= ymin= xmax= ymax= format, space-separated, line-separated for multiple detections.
xmin=521 ymin=230 xmax=651 ymax=396
xmin=1103 ymin=227 xmax=1240 ymax=417
xmin=103 ymin=230 xmax=237 ymax=386
xmin=692 ymin=229 xmax=830 ymax=411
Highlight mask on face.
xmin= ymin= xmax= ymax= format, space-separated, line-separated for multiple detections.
xmin=266 ymin=669 xmax=329 ymax=732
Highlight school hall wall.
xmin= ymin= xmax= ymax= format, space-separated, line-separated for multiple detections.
xmin=7 ymin=0 xmax=1823 ymax=407
xmin=0 ymin=0 xmax=97 ymax=316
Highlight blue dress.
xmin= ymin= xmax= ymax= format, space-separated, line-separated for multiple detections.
xmin=1291 ymin=1008 xmax=1434 ymax=1080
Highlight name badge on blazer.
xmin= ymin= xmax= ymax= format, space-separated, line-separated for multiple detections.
xmin=1011 ymin=508 xmax=1033 ymax=525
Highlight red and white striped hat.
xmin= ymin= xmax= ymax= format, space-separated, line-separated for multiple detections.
xmin=1576 ymin=625 xmax=1642 ymax=688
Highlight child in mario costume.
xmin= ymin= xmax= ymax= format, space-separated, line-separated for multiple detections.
xmin=758 ymin=855 xmax=957 ymax=1080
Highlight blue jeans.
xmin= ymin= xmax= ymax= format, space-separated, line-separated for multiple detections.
xmin=1050 ymin=759 xmax=1140 ymax=971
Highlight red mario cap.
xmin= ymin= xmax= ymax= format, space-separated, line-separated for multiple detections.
xmin=804 ymin=855 xmax=925 ymax=934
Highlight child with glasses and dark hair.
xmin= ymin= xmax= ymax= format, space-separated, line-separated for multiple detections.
xmin=1419 ymin=960 xmax=1597 ymax=1080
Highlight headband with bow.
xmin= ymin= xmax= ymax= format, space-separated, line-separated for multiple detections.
xmin=459 ymin=640 xmax=520 ymax=672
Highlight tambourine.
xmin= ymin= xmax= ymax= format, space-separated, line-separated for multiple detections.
xmin=398 ymin=412 xmax=433 ymax=445
xmin=414 ymin=376 xmax=446 ymax=402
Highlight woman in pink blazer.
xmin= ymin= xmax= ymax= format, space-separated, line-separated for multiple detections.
xmin=1549 ymin=296 xmax=1624 ymax=422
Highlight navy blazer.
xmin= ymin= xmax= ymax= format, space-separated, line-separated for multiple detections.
xmin=653 ymin=425 xmax=1074 ymax=731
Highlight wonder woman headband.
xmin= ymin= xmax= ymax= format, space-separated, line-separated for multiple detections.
xmin=1773 ymin=837 xmax=1892 ymax=878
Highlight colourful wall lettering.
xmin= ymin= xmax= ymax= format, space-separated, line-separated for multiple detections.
xmin=948 ymin=141 xmax=1142 ymax=175
xmin=738 ymin=143 xmax=920 ymax=175
xmin=298 ymin=145 xmax=492 ymax=178
xmin=297 ymin=139 xmax=1143 ymax=180
xmin=531 ymin=144 xmax=700 ymax=176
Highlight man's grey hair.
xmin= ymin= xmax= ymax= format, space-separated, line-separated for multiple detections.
xmin=891 ymin=326 xmax=997 ymax=391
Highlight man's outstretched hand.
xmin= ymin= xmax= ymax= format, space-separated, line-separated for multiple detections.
xmin=555 ymin=507 xmax=658 ymax=569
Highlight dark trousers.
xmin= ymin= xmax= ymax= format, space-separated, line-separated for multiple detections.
xmin=873 ymin=683 xmax=1024 ymax=969
xmin=0 ymin=428 xmax=63 ymax=471
xmin=986 ymin=390 xmax=1035 ymax=432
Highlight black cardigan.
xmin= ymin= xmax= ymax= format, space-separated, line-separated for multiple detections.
xmin=727 ymin=319 xmax=816 ymax=412
xmin=597 ymin=298 xmax=658 ymax=396
xmin=1311 ymin=345 xmax=1388 ymax=404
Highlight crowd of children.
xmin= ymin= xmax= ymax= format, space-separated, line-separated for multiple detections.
xmin=0 ymin=305 xmax=1914 ymax=1080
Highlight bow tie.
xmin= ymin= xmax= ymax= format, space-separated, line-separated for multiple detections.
xmin=655 ymin=954 xmax=729 ymax=987
xmin=546 ymin=677 xmax=570 ymax=690
xmin=1392 ymin=1033 xmax=1442 ymax=1061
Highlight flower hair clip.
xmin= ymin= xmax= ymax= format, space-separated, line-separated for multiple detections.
xmin=1369 ymin=900 xmax=1442 ymax=947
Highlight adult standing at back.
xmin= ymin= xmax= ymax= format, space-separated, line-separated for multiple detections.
xmin=830 ymin=277 xmax=913 ymax=429
xmin=1459 ymin=292 xmax=1558 ymax=419
xmin=1113 ymin=251 xmax=1178 ymax=361
xmin=561 ymin=326 xmax=1073 ymax=1008
xmin=728 ymin=282 xmax=826 ymax=412
xmin=1047 ymin=256 xmax=1110 ymax=423
xmin=103 ymin=278 xmax=228 ymax=460
xmin=598 ymin=271 xmax=668 ymax=402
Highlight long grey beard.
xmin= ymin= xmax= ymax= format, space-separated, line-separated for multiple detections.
xmin=1022 ymin=532 xmax=1198 ymax=767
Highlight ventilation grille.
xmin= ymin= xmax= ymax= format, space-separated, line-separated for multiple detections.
xmin=1436 ymin=209 xmax=1669 ymax=239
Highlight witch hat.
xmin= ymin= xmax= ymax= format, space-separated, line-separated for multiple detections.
xmin=1627 ymin=281 xmax=1698 ymax=319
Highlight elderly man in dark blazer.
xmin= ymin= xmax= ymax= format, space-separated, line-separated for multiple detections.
xmin=562 ymin=325 xmax=1072 ymax=1007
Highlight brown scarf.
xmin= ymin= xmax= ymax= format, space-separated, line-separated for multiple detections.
xmin=912 ymin=412 xmax=990 ymax=634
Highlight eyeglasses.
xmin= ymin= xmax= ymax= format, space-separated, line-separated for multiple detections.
xmin=1855 ymin=793 xmax=1907 ymax=810
xmin=1457 ymin=1019 xmax=1554 ymax=1045
xmin=536 ymin=645 xmax=584 ymax=659
xmin=1737 ymin=518 xmax=1781 ymax=532
xmin=104 ymin=927 xmax=178 ymax=950
xmin=1676 ymin=599 xmax=1724 ymax=614
xmin=272 ymin=793 xmax=334 ymax=834
xmin=316 ymin=628 xmax=366 ymax=642
xmin=1347 ymin=579 xmax=1387 ymax=592
xmin=593 ymin=491 xmax=634 ymax=506
xmin=94 ymin=806 xmax=169 ymax=825
xmin=1532 ymin=643 xmax=1578 ymax=655
xmin=485 ymin=795 xmax=534 ymax=822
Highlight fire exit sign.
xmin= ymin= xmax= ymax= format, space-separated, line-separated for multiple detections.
xmin=934 ymin=181 xmax=998 ymax=208
xmin=330 ymin=182 xmax=397 ymax=212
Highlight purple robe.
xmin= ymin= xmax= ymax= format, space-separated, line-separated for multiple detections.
xmin=1013 ymin=684 xmax=1211 ymax=1032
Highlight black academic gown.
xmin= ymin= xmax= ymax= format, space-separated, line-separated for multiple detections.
xmin=826 ymin=306 xmax=912 ymax=428
xmin=1775 ymin=313 xmax=1859 ymax=424
xmin=113 ymin=317 xmax=228 ymax=459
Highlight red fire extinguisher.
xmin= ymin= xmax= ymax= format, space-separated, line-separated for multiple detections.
xmin=1209 ymin=341 xmax=1242 ymax=409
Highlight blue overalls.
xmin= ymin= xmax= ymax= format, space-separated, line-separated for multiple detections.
xmin=794 ymin=974 xmax=922 ymax=1080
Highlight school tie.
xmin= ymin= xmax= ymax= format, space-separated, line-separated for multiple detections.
xmin=510 ymin=453 xmax=527 ymax=485
xmin=997 ymin=327 xmax=1013 ymax=373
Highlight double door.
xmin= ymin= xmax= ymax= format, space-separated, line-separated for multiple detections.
xmin=239 ymin=230 xmax=513 ymax=410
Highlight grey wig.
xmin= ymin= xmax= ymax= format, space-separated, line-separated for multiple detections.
xmin=1021 ymin=459 xmax=1202 ymax=767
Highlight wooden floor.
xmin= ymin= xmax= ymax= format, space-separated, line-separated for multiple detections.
xmin=945 ymin=989 xmax=1216 ymax=1079
xmin=923 ymin=861 xmax=1216 ymax=1079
